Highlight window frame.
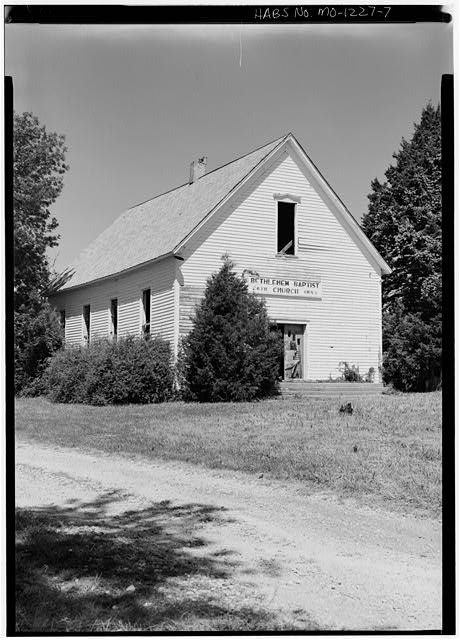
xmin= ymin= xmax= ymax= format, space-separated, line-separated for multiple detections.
xmin=82 ymin=304 xmax=91 ymax=345
xmin=141 ymin=288 xmax=151 ymax=335
xmin=273 ymin=194 xmax=301 ymax=258
xmin=110 ymin=298 xmax=118 ymax=340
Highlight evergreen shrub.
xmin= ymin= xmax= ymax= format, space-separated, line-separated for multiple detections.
xmin=180 ymin=259 xmax=284 ymax=402
xmin=44 ymin=335 xmax=174 ymax=405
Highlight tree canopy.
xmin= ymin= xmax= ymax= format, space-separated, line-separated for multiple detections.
xmin=13 ymin=112 xmax=69 ymax=393
xmin=361 ymin=103 xmax=441 ymax=390
xmin=14 ymin=111 xmax=69 ymax=310
xmin=362 ymin=103 xmax=441 ymax=319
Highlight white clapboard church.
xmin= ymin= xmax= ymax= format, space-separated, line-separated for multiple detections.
xmin=51 ymin=133 xmax=391 ymax=382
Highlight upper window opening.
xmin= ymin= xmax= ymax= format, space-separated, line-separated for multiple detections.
xmin=110 ymin=298 xmax=118 ymax=338
xmin=83 ymin=304 xmax=91 ymax=344
xmin=277 ymin=201 xmax=296 ymax=255
xmin=142 ymin=289 xmax=151 ymax=335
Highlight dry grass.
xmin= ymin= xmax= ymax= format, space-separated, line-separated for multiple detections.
xmin=16 ymin=392 xmax=441 ymax=516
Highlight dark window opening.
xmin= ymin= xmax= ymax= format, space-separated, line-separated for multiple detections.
xmin=59 ymin=310 xmax=66 ymax=333
xmin=110 ymin=298 xmax=118 ymax=338
xmin=277 ymin=201 xmax=295 ymax=255
xmin=83 ymin=305 xmax=90 ymax=344
xmin=142 ymin=289 xmax=151 ymax=335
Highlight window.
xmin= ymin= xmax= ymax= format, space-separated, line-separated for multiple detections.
xmin=110 ymin=298 xmax=118 ymax=339
xmin=59 ymin=310 xmax=66 ymax=334
xmin=142 ymin=289 xmax=151 ymax=335
xmin=277 ymin=201 xmax=296 ymax=255
xmin=83 ymin=305 xmax=91 ymax=344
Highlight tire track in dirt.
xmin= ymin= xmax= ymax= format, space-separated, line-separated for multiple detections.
xmin=16 ymin=440 xmax=442 ymax=630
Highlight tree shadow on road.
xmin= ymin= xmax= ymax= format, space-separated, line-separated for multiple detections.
xmin=16 ymin=491 xmax=301 ymax=632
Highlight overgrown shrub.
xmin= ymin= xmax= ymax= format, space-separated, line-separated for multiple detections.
xmin=382 ymin=306 xmax=442 ymax=391
xmin=15 ymin=300 xmax=63 ymax=395
xmin=180 ymin=259 xmax=284 ymax=402
xmin=364 ymin=367 xmax=375 ymax=383
xmin=44 ymin=335 xmax=174 ymax=405
xmin=339 ymin=361 xmax=363 ymax=382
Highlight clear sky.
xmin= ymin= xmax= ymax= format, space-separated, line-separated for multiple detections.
xmin=6 ymin=20 xmax=453 ymax=272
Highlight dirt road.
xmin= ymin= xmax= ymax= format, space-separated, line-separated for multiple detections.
xmin=16 ymin=439 xmax=442 ymax=631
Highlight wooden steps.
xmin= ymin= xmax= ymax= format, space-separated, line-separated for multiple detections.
xmin=280 ymin=381 xmax=384 ymax=398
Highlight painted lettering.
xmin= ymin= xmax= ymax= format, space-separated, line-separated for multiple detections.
xmin=294 ymin=6 xmax=309 ymax=17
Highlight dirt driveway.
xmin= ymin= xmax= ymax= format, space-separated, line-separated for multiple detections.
xmin=16 ymin=439 xmax=442 ymax=631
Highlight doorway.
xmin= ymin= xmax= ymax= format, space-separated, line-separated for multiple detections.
xmin=279 ymin=324 xmax=305 ymax=380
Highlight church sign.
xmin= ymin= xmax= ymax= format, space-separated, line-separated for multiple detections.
xmin=244 ymin=275 xmax=322 ymax=299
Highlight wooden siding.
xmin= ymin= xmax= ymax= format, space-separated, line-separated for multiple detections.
xmin=51 ymin=257 xmax=176 ymax=347
xmin=179 ymin=151 xmax=383 ymax=382
xmin=179 ymin=285 xmax=205 ymax=336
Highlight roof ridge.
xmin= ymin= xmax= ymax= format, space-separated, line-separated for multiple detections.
xmin=127 ymin=133 xmax=289 ymax=212
xmin=195 ymin=132 xmax=288 ymax=182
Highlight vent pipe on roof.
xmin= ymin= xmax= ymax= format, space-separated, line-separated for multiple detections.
xmin=189 ymin=156 xmax=207 ymax=183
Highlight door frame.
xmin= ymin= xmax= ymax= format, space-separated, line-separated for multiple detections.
xmin=275 ymin=320 xmax=309 ymax=381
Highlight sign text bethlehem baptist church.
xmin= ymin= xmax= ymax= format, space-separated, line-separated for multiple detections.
xmin=245 ymin=275 xmax=322 ymax=299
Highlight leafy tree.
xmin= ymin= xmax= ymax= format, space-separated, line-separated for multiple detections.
xmin=181 ymin=259 xmax=284 ymax=402
xmin=14 ymin=111 xmax=69 ymax=310
xmin=13 ymin=112 xmax=69 ymax=393
xmin=361 ymin=103 xmax=441 ymax=390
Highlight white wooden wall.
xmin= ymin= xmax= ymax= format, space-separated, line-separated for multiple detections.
xmin=52 ymin=257 xmax=176 ymax=348
xmin=179 ymin=150 xmax=383 ymax=382
xmin=52 ymin=148 xmax=384 ymax=382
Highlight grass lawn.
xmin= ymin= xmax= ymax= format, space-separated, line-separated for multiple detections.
xmin=15 ymin=392 xmax=442 ymax=517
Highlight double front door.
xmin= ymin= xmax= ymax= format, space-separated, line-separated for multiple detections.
xmin=280 ymin=324 xmax=304 ymax=379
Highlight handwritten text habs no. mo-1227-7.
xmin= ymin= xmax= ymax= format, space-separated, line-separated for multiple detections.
xmin=245 ymin=276 xmax=322 ymax=299
xmin=254 ymin=6 xmax=391 ymax=19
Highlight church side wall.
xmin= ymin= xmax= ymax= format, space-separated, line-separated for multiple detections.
xmin=52 ymin=257 xmax=177 ymax=349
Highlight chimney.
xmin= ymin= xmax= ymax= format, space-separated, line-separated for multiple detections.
xmin=189 ymin=155 xmax=207 ymax=183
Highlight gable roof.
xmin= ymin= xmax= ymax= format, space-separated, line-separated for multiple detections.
xmin=60 ymin=132 xmax=390 ymax=292
xmin=60 ymin=134 xmax=288 ymax=290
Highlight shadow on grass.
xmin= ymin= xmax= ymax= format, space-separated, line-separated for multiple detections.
xmin=16 ymin=492 xmax=295 ymax=632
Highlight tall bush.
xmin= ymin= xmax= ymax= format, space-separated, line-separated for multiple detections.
xmin=15 ymin=297 xmax=63 ymax=395
xmin=44 ymin=336 xmax=174 ymax=405
xmin=181 ymin=259 xmax=284 ymax=402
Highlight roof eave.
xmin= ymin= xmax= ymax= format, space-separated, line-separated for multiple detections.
xmin=54 ymin=251 xmax=175 ymax=295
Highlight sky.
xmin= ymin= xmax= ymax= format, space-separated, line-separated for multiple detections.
xmin=6 ymin=19 xmax=453 ymax=272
